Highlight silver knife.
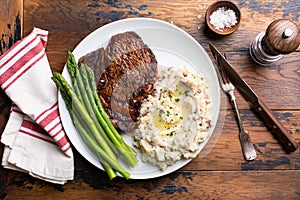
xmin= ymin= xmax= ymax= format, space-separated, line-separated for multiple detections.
xmin=209 ymin=42 xmax=298 ymax=152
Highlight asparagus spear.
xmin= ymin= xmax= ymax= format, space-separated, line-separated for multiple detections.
xmin=52 ymin=73 xmax=131 ymax=179
xmin=81 ymin=64 xmax=137 ymax=167
xmin=67 ymin=51 xmax=83 ymax=102
xmin=66 ymin=50 xmax=136 ymax=167
xmin=52 ymin=74 xmax=117 ymax=179
xmin=67 ymin=51 xmax=135 ymax=156
xmin=72 ymin=108 xmax=118 ymax=180
xmin=85 ymin=65 xmax=137 ymax=156
xmin=59 ymin=51 xmax=139 ymax=178
xmin=76 ymin=65 xmax=118 ymax=155
xmin=66 ymin=52 xmax=118 ymax=156
xmin=53 ymin=76 xmax=117 ymax=179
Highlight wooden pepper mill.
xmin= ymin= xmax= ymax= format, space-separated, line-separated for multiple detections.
xmin=250 ymin=19 xmax=300 ymax=65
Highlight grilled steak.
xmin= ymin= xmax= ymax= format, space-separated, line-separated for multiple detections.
xmin=79 ymin=31 xmax=158 ymax=132
xmin=78 ymin=47 xmax=106 ymax=81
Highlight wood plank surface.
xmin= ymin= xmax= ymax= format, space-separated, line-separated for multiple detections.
xmin=0 ymin=0 xmax=22 ymax=132
xmin=2 ymin=170 xmax=300 ymax=200
xmin=1 ymin=0 xmax=300 ymax=199
xmin=22 ymin=0 xmax=300 ymax=52
xmin=0 ymin=0 xmax=23 ymax=198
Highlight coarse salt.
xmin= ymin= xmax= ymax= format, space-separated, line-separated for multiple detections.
xmin=209 ymin=7 xmax=237 ymax=31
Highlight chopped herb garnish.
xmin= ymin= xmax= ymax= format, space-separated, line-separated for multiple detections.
xmin=167 ymin=131 xmax=176 ymax=136
xmin=184 ymin=90 xmax=189 ymax=96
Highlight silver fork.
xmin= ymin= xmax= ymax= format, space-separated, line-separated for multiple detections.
xmin=215 ymin=54 xmax=257 ymax=161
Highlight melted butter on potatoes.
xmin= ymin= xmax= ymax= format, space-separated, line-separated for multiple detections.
xmin=134 ymin=67 xmax=213 ymax=170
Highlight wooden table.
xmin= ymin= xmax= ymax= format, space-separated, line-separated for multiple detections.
xmin=1 ymin=0 xmax=299 ymax=199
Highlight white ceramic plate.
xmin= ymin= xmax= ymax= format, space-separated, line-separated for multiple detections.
xmin=58 ymin=18 xmax=221 ymax=179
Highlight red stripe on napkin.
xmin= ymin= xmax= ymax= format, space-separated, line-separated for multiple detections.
xmin=48 ymin=121 xmax=61 ymax=135
xmin=34 ymin=103 xmax=70 ymax=153
xmin=19 ymin=129 xmax=57 ymax=145
xmin=0 ymin=28 xmax=73 ymax=157
xmin=11 ymin=107 xmax=24 ymax=115
xmin=0 ymin=44 xmax=45 ymax=91
xmin=20 ymin=101 xmax=71 ymax=156
xmin=56 ymin=136 xmax=70 ymax=151
xmin=35 ymin=103 xmax=57 ymax=122
xmin=0 ymin=33 xmax=47 ymax=67
xmin=19 ymin=120 xmax=57 ymax=146
xmin=21 ymin=118 xmax=71 ymax=153
xmin=37 ymin=107 xmax=59 ymax=127
xmin=3 ymin=53 xmax=45 ymax=91
xmin=21 ymin=119 xmax=49 ymax=137
xmin=51 ymin=126 xmax=64 ymax=140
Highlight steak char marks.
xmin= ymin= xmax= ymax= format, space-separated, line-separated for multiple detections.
xmin=79 ymin=31 xmax=158 ymax=132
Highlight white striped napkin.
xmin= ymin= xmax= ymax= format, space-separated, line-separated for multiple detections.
xmin=2 ymin=105 xmax=74 ymax=184
xmin=0 ymin=28 xmax=74 ymax=184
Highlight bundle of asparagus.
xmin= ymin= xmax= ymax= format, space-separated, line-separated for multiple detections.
xmin=52 ymin=51 xmax=137 ymax=180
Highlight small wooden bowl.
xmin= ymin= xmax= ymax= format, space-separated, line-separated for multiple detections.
xmin=205 ymin=1 xmax=241 ymax=36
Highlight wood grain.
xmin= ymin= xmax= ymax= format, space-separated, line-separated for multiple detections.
xmin=22 ymin=0 xmax=300 ymax=52
xmin=1 ymin=0 xmax=300 ymax=199
xmin=3 ymin=170 xmax=300 ymax=200
xmin=0 ymin=0 xmax=23 ymax=198
xmin=0 ymin=0 xmax=22 ymax=132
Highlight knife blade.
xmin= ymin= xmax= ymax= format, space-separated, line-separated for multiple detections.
xmin=209 ymin=42 xmax=298 ymax=152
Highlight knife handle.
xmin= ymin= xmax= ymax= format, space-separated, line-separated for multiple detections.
xmin=253 ymin=98 xmax=298 ymax=152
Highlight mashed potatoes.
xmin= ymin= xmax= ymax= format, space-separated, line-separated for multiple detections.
xmin=134 ymin=67 xmax=213 ymax=170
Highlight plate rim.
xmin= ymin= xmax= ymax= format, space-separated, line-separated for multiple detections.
xmin=58 ymin=17 xmax=221 ymax=179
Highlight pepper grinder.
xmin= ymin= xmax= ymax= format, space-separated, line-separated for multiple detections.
xmin=250 ymin=19 xmax=300 ymax=65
